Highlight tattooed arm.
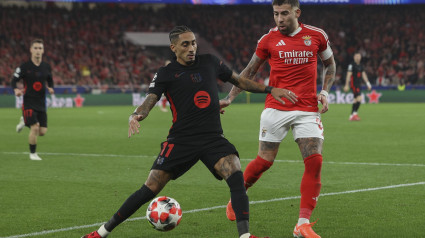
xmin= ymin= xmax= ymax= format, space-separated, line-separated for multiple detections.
xmin=227 ymin=71 xmax=297 ymax=105
xmin=318 ymin=55 xmax=336 ymax=114
xmin=128 ymin=93 xmax=159 ymax=137
xmin=222 ymin=53 xmax=265 ymax=103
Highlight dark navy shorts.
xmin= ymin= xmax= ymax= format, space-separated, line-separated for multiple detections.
xmin=151 ymin=136 xmax=239 ymax=180
xmin=23 ymin=109 xmax=47 ymax=128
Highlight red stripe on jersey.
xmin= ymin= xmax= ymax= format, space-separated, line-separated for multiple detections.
xmin=166 ymin=92 xmax=177 ymax=123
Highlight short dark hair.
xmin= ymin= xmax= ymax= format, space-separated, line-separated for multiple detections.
xmin=272 ymin=0 xmax=300 ymax=8
xmin=169 ymin=26 xmax=193 ymax=44
xmin=30 ymin=38 xmax=44 ymax=47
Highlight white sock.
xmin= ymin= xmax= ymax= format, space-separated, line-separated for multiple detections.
xmin=240 ymin=233 xmax=251 ymax=238
xmin=97 ymin=224 xmax=110 ymax=237
xmin=297 ymin=218 xmax=310 ymax=226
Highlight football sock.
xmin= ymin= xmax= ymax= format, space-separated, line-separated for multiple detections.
xmin=29 ymin=144 xmax=36 ymax=153
xmin=356 ymin=101 xmax=361 ymax=112
xmin=352 ymin=102 xmax=360 ymax=114
xmin=297 ymin=218 xmax=310 ymax=226
xmin=243 ymin=155 xmax=273 ymax=190
xmin=240 ymin=233 xmax=251 ymax=238
xmin=299 ymin=154 xmax=322 ymax=220
xmin=104 ymin=184 xmax=156 ymax=231
xmin=97 ymin=224 xmax=109 ymax=237
xmin=237 ymin=221 xmax=249 ymax=237
xmin=226 ymin=171 xmax=249 ymax=236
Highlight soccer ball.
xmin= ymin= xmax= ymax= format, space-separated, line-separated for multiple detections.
xmin=146 ymin=196 xmax=182 ymax=231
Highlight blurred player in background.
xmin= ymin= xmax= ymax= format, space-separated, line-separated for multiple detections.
xmin=12 ymin=38 xmax=54 ymax=161
xmin=82 ymin=25 xmax=296 ymax=238
xmin=220 ymin=0 xmax=336 ymax=237
xmin=343 ymin=52 xmax=372 ymax=121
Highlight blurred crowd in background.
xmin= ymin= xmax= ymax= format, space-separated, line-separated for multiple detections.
xmin=1 ymin=3 xmax=424 ymax=92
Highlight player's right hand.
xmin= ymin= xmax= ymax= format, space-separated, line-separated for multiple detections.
xmin=219 ymin=98 xmax=231 ymax=114
xmin=128 ymin=114 xmax=143 ymax=138
xmin=343 ymin=85 xmax=349 ymax=92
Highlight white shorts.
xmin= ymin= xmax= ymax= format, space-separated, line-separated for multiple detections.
xmin=259 ymin=108 xmax=324 ymax=142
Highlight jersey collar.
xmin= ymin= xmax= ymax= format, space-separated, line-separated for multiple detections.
xmin=288 ymin=24 xmax=302 ymax=37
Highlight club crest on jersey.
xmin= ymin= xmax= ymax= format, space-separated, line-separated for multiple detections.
xmin=302 ymin=35 xmax=312 ymax=46
xmin=190 ymin=73 xmax=203 ymax=83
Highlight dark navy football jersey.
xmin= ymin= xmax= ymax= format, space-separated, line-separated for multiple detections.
xmin=347 ymin=63 xmax=365 ymax=86
xmin=12 ymin=61 xmax=53 ymax=111
xmin=148 ymin=54 xmax=233 ymax=144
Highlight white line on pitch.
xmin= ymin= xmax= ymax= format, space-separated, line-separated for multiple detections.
xmin=1 ymin=181 xmax=424 ymax=238
xmin=2 ymin=151 xmax=425 ymax=167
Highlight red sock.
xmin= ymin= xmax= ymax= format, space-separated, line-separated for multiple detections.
xmin=161 ymin=98 xmax=167 ymax=107
xmin=243 ymin=155 xmax=273 ymax=190
xmin=299 ymin=154 xmax=322 ymax=219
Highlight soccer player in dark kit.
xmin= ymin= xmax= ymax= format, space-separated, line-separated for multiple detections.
xmin=82 ymin=26 xmax=298 ymax=238
xmin=343 ymin=52 xmax=372 ymax=121
xmin=12 ymin=38 xmax=54 ymax=161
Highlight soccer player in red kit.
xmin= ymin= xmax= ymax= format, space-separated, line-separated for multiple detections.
xmin=220 ymin=0 xmax=336 ymax=237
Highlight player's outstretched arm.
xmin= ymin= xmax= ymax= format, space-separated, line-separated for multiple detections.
xmin=318 ymin=55 xmax=336 ymax=114
xmin=220 ymin=53 xmax=266 ymax=111
xmin=362 ymin=71 xmax=372 ymax=90
xmin=227 ymin=72 xmax=298 ymax=105
xmin=128 ymin=93 xmax=159 ymax=138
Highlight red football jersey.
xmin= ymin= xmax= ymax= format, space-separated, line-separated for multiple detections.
xmin=256 ymin=23 xmax=333 ymax=112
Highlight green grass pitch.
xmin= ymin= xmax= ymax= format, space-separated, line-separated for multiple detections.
xmin=1 ymin=103 xmax=424 ymax=238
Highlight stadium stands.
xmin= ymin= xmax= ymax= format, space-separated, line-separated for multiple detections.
xmin=0 ymin=3 xmax=424 ymax=91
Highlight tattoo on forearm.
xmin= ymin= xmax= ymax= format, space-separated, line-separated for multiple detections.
xmin=136 ymin=94 xmax=158 ymax=119
xmin=322 ymin=57 xmax=336 ymax=92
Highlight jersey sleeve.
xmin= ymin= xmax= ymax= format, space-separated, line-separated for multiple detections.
xmin=347 ymin=64 xmax=353 ymax=72
xmin=47 ymin=63 xmax=54 ymax=88
xmin=317 ymin=30 xmax=333 ymax=61
xmin=213 ymin=55 xmax=233 ymax=82
xmin=148 ymin=68 xmax=167 ymax=99
xmin=11 ymin=63 xmax=25 ymax=89
xmin=255 ymin=33 xmax=270 ymax=60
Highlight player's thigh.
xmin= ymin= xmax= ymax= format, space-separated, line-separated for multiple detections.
xmin=37 ymin=111 xmax=48 ymax=128
xmin=151 ymin=141 xmax=200 ymax=180
xmin=213 ymin=154 xmax=241 ymax=180
xmin=201 ymin=137 xmax=240 ymax=180
xmin=291 ymin=112 xmax=323 ymax=140
xmin=259 ymin=108 xmax=292 ymax=143
xmin=291 ymin=112 xmax=324 ymax=158
xmin=23 ymin=108 xmax=37 ymax=127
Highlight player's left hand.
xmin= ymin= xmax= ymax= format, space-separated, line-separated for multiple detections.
xmin=128 ymin=114 xmax=143 ymax=138
xmin=366 ymin=82 xmax=372 ymax=91
xmin=318 ymin=93 xmax=329 ymax=114
xmin=47 ymin=87 xmax=55 ymax=95
xmin=271 ymin=88 xmax=298 ymax=105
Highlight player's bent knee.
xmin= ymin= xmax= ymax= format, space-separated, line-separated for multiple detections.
xmin=39 ymin=128 xmax=47 ymax=136
xmin=214 ymin=154 xmax=241 ymax=180
xmin=145 ymin=169 xmax=173 ymax=194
